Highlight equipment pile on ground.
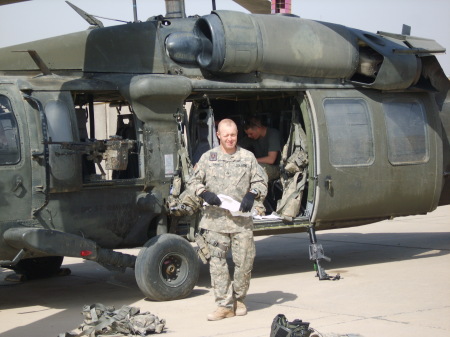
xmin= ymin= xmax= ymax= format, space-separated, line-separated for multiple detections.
xmin=59 ymin=303 xmax=165 ymax=336
xmin=271 ymin=314 xmax=313 ymax=337
xmin=270 ymin=314 xmax=363 ymax=337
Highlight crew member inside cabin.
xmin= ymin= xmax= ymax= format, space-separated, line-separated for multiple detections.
xmin=239 ymin=116 xmax=282 ymax=181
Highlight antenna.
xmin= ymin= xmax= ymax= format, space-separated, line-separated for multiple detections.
xmin=132 ymin=0 xmax=138 ymax=22
xmin=13 ymin=50 xmax=52 ymax=76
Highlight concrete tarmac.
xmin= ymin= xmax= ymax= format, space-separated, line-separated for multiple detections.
xmin=1 ymin=205 xmax=449 ymax=337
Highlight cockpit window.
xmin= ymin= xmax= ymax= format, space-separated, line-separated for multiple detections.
xmin=383 ymin=100 xmax=428 ymax=165
xmin=0 ymin=95 xmax=20 ymax=165
xmin=323 ymin=98 xmax=374 ymax=167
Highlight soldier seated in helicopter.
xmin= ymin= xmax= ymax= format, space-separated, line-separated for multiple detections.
xmin=238 ymin=116 xmax=282 ymax=181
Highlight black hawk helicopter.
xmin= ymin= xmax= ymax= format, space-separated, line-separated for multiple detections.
xmin=0 ymin=0 xmax=448 ymax=300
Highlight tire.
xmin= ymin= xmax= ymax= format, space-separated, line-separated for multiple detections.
xmin=135 ymin=233 xmax=199 ymax=301
xmin=13 ymin=256 xmax=64 ymax=279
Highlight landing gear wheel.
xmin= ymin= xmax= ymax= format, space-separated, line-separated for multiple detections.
xmin=135 ymin=234 xmax=199 ymax=301
xmin=12 ymin=256 xmax=65 ymax=280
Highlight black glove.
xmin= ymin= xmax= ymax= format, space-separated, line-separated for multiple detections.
xmin=239 ymin=191 xmax=256 ymax=212
xmin=201 ymin=191 xmax=222 ymax=206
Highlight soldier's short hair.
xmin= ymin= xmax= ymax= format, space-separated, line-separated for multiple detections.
xmin=243 ymin=116 xmax=263 ymax=130
xmin=217 ymin=118 xmax=237 ymax=133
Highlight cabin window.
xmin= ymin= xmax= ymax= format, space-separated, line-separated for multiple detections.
xmin=383 ymin=100 xmax=428 ymax=165
xmin=44 ymin=100 xmax=74 ymax=142
xmin=323 ymin=98 xmax=374 ymax=167
xmin=0 ymin=95 xmax=20 ymax=165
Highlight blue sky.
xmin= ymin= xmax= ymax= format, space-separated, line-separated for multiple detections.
xmin=1 ymin=0 xmax=449 ymax=74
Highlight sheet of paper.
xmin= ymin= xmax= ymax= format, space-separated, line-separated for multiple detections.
xmin=253 ymin=213 xmax=283 ymax=220
xmin=203 ymin=194 xmax=252 ymax=217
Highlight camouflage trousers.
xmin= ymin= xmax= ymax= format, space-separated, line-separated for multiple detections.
xmin=259 ymin=163 xmax=280 ymax=181
xmin=204 ymin=229 xmax=256 ymax=309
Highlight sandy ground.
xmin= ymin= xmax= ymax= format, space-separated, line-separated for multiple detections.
xmin=0 ymin=205 xmax=449 ymax=337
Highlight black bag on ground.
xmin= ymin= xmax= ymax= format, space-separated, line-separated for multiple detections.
xmin=270 ymin=314 xmax=313 ymax=337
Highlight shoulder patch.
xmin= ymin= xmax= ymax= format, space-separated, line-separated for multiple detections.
xmin=209 ymin=152 xmax=218 ymax=161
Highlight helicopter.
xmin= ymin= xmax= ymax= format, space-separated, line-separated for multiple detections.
xmin=0 ymin=0 xmax=449 ymax=301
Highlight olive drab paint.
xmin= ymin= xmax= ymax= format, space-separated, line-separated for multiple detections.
xmin=0 ymin=0 xmax=448 ymax=300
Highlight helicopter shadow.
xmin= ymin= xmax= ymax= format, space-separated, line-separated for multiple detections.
xmin=250 ymin=230 xmax=450 ymax=279
xmin=195 ymin=229 xmax=450 ymax=287
xmin=0 ymin=259 xmax=146 ymax=337
xmin=0 ymin=260 xmax=142 ymax=311
xmin=0 ymin=229 xmax=449 ymax=336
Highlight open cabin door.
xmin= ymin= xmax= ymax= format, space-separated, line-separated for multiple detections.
xmin=308 ymin=89 xmax=442 ymax=227
xmin=0 ymin=84 xmax=31 ymax=220
xmin=33 ymin=91 xmax=82 ymax=193
xmin=188 ymin=104 xmax=219 ymax=165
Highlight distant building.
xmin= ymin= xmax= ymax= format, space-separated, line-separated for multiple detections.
xmin=272 ymin=0 xmax=291 ymax=14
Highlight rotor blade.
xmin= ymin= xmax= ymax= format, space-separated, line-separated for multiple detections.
xmin=232 ymin=0 xmax=271 ymax=14
xmin=0 ymin=0 xmax=29 ymax=5
xmin=65 ymin=1 xmax=104 ymax=28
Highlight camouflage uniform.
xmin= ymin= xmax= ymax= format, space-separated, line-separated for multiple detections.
xmin=189 ymin=146 xmax=267 ymax=309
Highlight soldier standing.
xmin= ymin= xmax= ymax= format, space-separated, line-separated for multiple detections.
xmin=189 ymin=118 xmax=268 ymax=321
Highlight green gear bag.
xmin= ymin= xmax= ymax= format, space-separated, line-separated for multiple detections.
xmin=59 ymin=303 xmax=165 ymax=337
xmin=276 ymin=171 xmax=307 ymax=220
xmin=276 ymin=104 xmax=308 ymax=221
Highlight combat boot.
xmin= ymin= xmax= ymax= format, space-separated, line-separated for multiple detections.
xmin=235 ymin=300 xmax=247 ymax=316
xmin=207 ymin=306 xmax=235 ymax=321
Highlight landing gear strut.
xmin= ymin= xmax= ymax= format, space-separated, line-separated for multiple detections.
xmin=307 ymin=226 xmax=340 ymax=280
